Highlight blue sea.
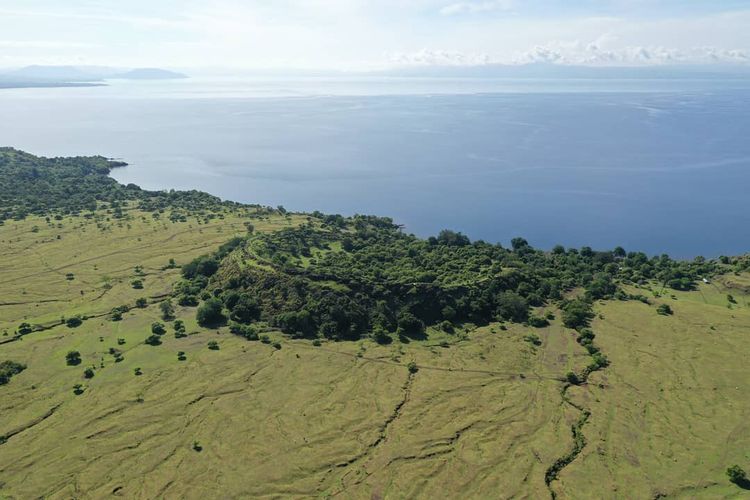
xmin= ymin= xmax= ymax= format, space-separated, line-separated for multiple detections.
xmin=2 ymin=76 xmax=749 ymax=258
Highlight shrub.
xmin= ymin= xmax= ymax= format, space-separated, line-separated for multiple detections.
xmin=117 ymin=338 xmax=126 ymax=345
xmin=407 ymin=361 xmax=419 ymax=374
xmin=207 ymin=340 xmax=220 ymax=350
xmin=372 ymin=326 xmax=392 ymax=344
xmin=177 ymin=351 xmax=187 ymax=361
xmin=193 ymin=441 xmax=203 ymax=452
xmin=145 ymin=334 xmax=162 ymax=346
xmin=272 ymin=342 xmax=282 ymax=350
xmin=17 ymin=322 xmax=33 ymax=335
xmin=727 ymin=464 xmax=747 ymax=485
xmin=66 ymin=351 xmax=82 ymax=366
xmin=312 ymin=339 xmax=322 ymax=347
xmin=657 ymin=304 xmax=673 ymax=316
xmin=135 ymin=297 xmax=148 ymax=308
xmin=151 ymin=322 xmax=166 ymax=335
xmin=523 ymin=334 xmax=542 ymax=347
xmin=131 ymin=279 xmax=144 ymax=289
xmin=73 ymin=383 xmax=85 ymax=395
xmin=134 ymin=367 xmax=142 ymax=376
xmin=260 ymin=335 xmax=271 ymax=344
xmin=65 ymin=316 xmax=83 ymax=328
xmin=83 ymin=367 xmax=95 ymax=379
xmin=0 ymin=360 xmax=26 ymax=385
xmin=528 ymin=315 xmax=550 ymax=328
xmin=566 ymin=371 xmax=580 ymax=385
xmin=178 ymin=294 xmax=199 ymax=307
xmin=439 ymin=321 xmax=455 ymax=334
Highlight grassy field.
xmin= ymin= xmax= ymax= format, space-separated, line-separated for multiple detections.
xmin=1 ymin=208 xmax=749 ymax=498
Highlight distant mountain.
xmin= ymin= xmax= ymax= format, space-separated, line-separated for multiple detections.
xmin=0 ymin=65 xmax=188 ymax=84
xmin=110 ymin=68 xmax=188 ymax=80
xmin=2 ymin=65 xmax=103 ymax=82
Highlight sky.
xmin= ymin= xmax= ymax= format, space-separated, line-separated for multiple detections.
xmin=0 ymin=0 xmax=749 ymax=71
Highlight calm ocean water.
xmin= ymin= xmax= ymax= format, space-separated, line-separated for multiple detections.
xmin=2 ymin=76 xmax=749 ymax=258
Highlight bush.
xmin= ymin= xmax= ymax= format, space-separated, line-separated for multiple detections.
xmin=566 ymin=371 xmax=580 ymax=385
xmin=66 ymin=351 xmax=82 ymax=366
xmin=135 ymin=297 xmax=148 ymax=308
xmin=657 ymin=304 xmax=673 ymax=316
xmin=151 ymin=322 xmax=166 ymax=335
xmin=0 ymin=360 xmax=26 ymax=385
xmin=523 ymin=334 xmax=542 ymax=347
xmin=439 ymin=320 xmax=455 ymax=334
xmin=178 ymin=294 xmax=199 ymax=307
xmin=528 ymin=315 xmax=550 ymax=328
xmin=73 ymin=383 xmax=85 ymax=395
xmin=65 ymin=316 xmax=83 ymax=328
xmin=83 ymin=367 xmax=95 ymax=379
xmin=727 ymin=464 xmax=747 ymax=485
xmin=208 ymin=340 xmax=220 ymax=350
xmin=196 ymin=298 xmax=225 ymax=327
xmin=17 ymin=322 xmax=33 ymax=335
xmin=407 ymin=361 xmax=419 ymax=374
xmin=372 ymin=326 xmax=392 ymax=344
xmin=145 ymin=334 xmax=162 ymax=346
xmin=131 ymin=279 xmax=144 ymax=289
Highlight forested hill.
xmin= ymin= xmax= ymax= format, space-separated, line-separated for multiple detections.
xmin=0 ymin=148 xmax=242 ymax=222
xmin=173 ymin=217 xmax=747 ymax=345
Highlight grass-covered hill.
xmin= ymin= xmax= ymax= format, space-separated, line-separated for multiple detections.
xmin=1 ymin=150 xmax=749 ymax=499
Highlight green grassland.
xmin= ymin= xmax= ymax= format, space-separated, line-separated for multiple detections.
xmin=1 ymin=149 xmax=749 ymax=498
xmin=1 ymin=208 xmax=748 ymax=499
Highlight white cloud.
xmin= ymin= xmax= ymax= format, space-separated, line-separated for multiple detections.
xmin=514 ymin=42 xmax=750 ymax=66
xmin=440 ymin=0 xmax=514 ymax=16
xmin=389 ymin=49 xmax=491 ymax=66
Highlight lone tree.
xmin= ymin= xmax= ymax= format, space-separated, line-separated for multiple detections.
xmin=66 ymin=351 xmax=82 ymax=366
xmin=160 ymin=299 xmax=175 ymax=320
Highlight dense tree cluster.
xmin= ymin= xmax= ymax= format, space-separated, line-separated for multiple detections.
xmin=177 ymin=216 xmax=716 ymax=342
xmin=0 ymin=148 xmax=240 ymax=221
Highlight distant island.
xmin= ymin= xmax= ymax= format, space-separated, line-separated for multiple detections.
xmin=0 ymin=65 xmax=188 ymax=89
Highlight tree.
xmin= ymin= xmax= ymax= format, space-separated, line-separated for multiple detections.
xmin=151 ymin=322 xmax=166 ymax=335
xmin=207 ymin=340 xmax=220 ymax=350
xmin=196 ymin=298 xmax=225 ymax=326
xmin=496 ymin=292 xmax=529 ymax=323
xmin=131 ymin=279 xmax=144 ymax=289
xmin=561 ymin=299 xmax=594 ymax=330
xmin=727 ymin=465 xmax=747 ymax=485
xmin=228 ymin=294 xmax=261 ymax=324
xmin=397 ymin=311 xmax=424 ymax=337
xmin=66 ymin=351 xmax=82 ymax=366
xmin=135 ymin=297 xmax=148 ymax=308
xmin=83 ymin=367 xmax=95 ymax=379
xmin=160 ymin=299 xmax=175 ymax=320
xmin=145 ymin=334 xmax=162 ymax=346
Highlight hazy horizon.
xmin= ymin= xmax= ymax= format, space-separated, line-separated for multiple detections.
xmin=1 ymin=1 xmax=748 ymax=71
